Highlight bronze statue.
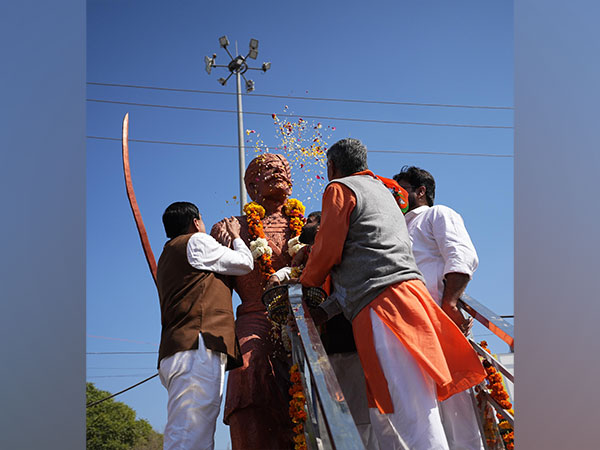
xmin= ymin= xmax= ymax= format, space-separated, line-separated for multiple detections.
xmin=211 ymin=153 xmax=298 ymax=450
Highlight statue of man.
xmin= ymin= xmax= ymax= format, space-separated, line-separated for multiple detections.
xmin=211 ymin=153 xmax=297 ymax=450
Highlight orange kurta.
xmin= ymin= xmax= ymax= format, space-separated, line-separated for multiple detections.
xmin=300 ymin=172 xmax=486 ymax=414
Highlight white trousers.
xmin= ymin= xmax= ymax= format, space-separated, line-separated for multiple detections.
xmin=439 ymin=389 xmax=485 ymax=450
xmin=368 ymin=310 xmax=450 ymax=450
xmin=158 ymin=333 xmax=227 ymax=450
xmin=329 ymin=352 xmax=380 ymax=450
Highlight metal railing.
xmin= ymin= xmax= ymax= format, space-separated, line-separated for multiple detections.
xmin=459 ymin=293 xmax=515 ymax=449
xmin=286 ymin=284 xmax=366 ymax=450
xmin=276 ymin=285 xmax=514 ymax=449
xmin=459 ymin=294 xmax=514 ymax=352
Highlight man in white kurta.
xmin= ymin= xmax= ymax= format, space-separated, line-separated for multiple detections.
xmin=394 ymin=166 xmax=484 ymax=450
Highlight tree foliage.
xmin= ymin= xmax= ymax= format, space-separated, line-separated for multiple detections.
xmin=86 ymin=382 xmax=163 ymax=450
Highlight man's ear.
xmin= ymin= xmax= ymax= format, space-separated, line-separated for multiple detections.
xmin=416 ymin=186 xmax=427 ymax=200
xmin=191 ymin=218 xmax=203 ymax=233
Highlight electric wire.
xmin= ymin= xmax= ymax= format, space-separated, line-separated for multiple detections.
xmin=87 ymin=334 xmax=157 ymax=345
xmin=86 ymin=99 xmax=513 ymax=130
xmin=86 ymin=373 xmax=158 ymax=408
xmin=87 ymin=367 xmax=157 ymax=370
xmin=87 ymin=82 xmax=514 ymax=110
xmin=87 ymin=136 xmax=513 ymax=158
xmin=87 ymin=351 xmax=157 ymax=355
xmin=88 ymin=374 xmax=157 ymax=379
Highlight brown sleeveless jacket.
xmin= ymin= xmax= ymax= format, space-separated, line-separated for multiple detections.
xmin=156 ymin=233 xmax=242 ymax=370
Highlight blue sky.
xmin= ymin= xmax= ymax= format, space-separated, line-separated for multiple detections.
xmin=86 ymin=0 xmax=513 ymax=445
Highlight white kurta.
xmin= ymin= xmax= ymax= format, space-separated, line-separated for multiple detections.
xmin=160 ymin=233 xmax=253 ymax=450
xmin=404 ymin=205 xmax=478 ymax=304
xmin=404 ymin=205 xmax=484 ymax=450
xmin=187 ymin=234 xmax=253 ymax=275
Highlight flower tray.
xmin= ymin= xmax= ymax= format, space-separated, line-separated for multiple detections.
xmin=261 ymin=285 xmax=290 ymax=325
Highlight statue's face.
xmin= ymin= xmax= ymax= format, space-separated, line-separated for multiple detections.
xmin=245 ymin=154 xmax=292 ymax=203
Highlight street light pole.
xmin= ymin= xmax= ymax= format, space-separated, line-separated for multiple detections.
xmin=205 ymin=36 xmax=271 ymax=215
xmin=235 ymin=71 xmax=246 ymax=208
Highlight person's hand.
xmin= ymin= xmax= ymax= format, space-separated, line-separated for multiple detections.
xmin=291 ymin=246 xmax=309 ymax=266
xmin=266 ymin=274 xmax=281 ymax=289
xmin=442 ymin=302 xmax=473 ymax=336
xmin=224 ymin=217 xmax=241 ymax=240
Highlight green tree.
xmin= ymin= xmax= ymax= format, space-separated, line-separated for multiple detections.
xmin=86 ymin=382 xmax=163 ymax=450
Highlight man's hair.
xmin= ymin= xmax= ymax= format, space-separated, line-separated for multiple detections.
xmin=393 ymin=166 xmax=436 ymax=206
xmin=299 ymin=211 xmax=321 ymax=245
xmin=162 ymin=201 xmax=199 ymax=239
xmin=327 ymin=138 xmax=368 ymax=177
xmin=307 ymin=211 xmax=321 ymax=223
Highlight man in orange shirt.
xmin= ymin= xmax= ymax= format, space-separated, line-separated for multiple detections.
xmin=300 ymin=138 xmax=485 ymax=450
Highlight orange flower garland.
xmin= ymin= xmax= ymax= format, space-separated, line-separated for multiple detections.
xmin=289 ymin=364 xmax=308 ymax=450
xmin=243 ymin=199 xmax=306 ymax=282
xmin=243 ymin=202 xmax=274 ymax=281
xmin=480 ymin=341 xmax=514 ymax=450
xmin=284 ymin=198 xmax=306 ymax=236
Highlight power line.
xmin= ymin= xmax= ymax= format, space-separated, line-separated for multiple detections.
xmin=86 ymin=98 xmax=514 ymax=130
xmin=87 ymin=136 xmax=513 ymax=158
xmin=87 ymin=374 xmax=157 ymax=379
xmin=88 ymin=135 xmax=234 ymax=149
xmin=87 ymin=334 xmax=157 ymax=345
xmin=86 ymin=373 xmax=158 ymax=408
xmin=87 ymin=367 xmax=157 ymax=370
xmin=86 ymin=351 xmax=158 ymax=355
xmin=87 ymin=81 xmax=514 ymax=110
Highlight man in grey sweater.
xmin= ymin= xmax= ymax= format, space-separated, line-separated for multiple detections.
xmin=300 ymin=138 xmax=485 ymax=450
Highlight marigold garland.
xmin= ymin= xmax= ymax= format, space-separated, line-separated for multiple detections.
xmin=480 ymin=341 xmax=514 ymax=450
xmin=243 ymin=198 xmax=306 ymax=282
xmin=289 ymin=364 xmax=307 ymax=450
xmin=284 ymin=198 xmax=306 ymax=236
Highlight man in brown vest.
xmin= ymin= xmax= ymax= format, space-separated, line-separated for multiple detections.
xmin=156 ymin=201 xmax=254 ymax=450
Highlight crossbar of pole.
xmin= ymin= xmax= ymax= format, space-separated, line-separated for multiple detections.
xmin=459 ymin=294 xmax=514 ymax=350
xmin=287 ymin=284 xmax=366 ymax=450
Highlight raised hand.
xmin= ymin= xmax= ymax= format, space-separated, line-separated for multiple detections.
xmin=224 ymin=217 xmax=241 ymax=240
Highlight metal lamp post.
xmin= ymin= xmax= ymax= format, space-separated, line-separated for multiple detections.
xmin=205 ymin=36 xmax=271 ymax=214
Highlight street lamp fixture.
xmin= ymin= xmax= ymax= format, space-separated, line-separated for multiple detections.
xmin=219 ymin=35 xmax=230 ymax=48
xmin=204 ymin=54 xmax=216 ymax=74
xmin=204 ymin=36 xmax=271 ymax=213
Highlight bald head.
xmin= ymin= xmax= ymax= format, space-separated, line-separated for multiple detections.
xmin=244 ymin=153 xmax=292 ymax=203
